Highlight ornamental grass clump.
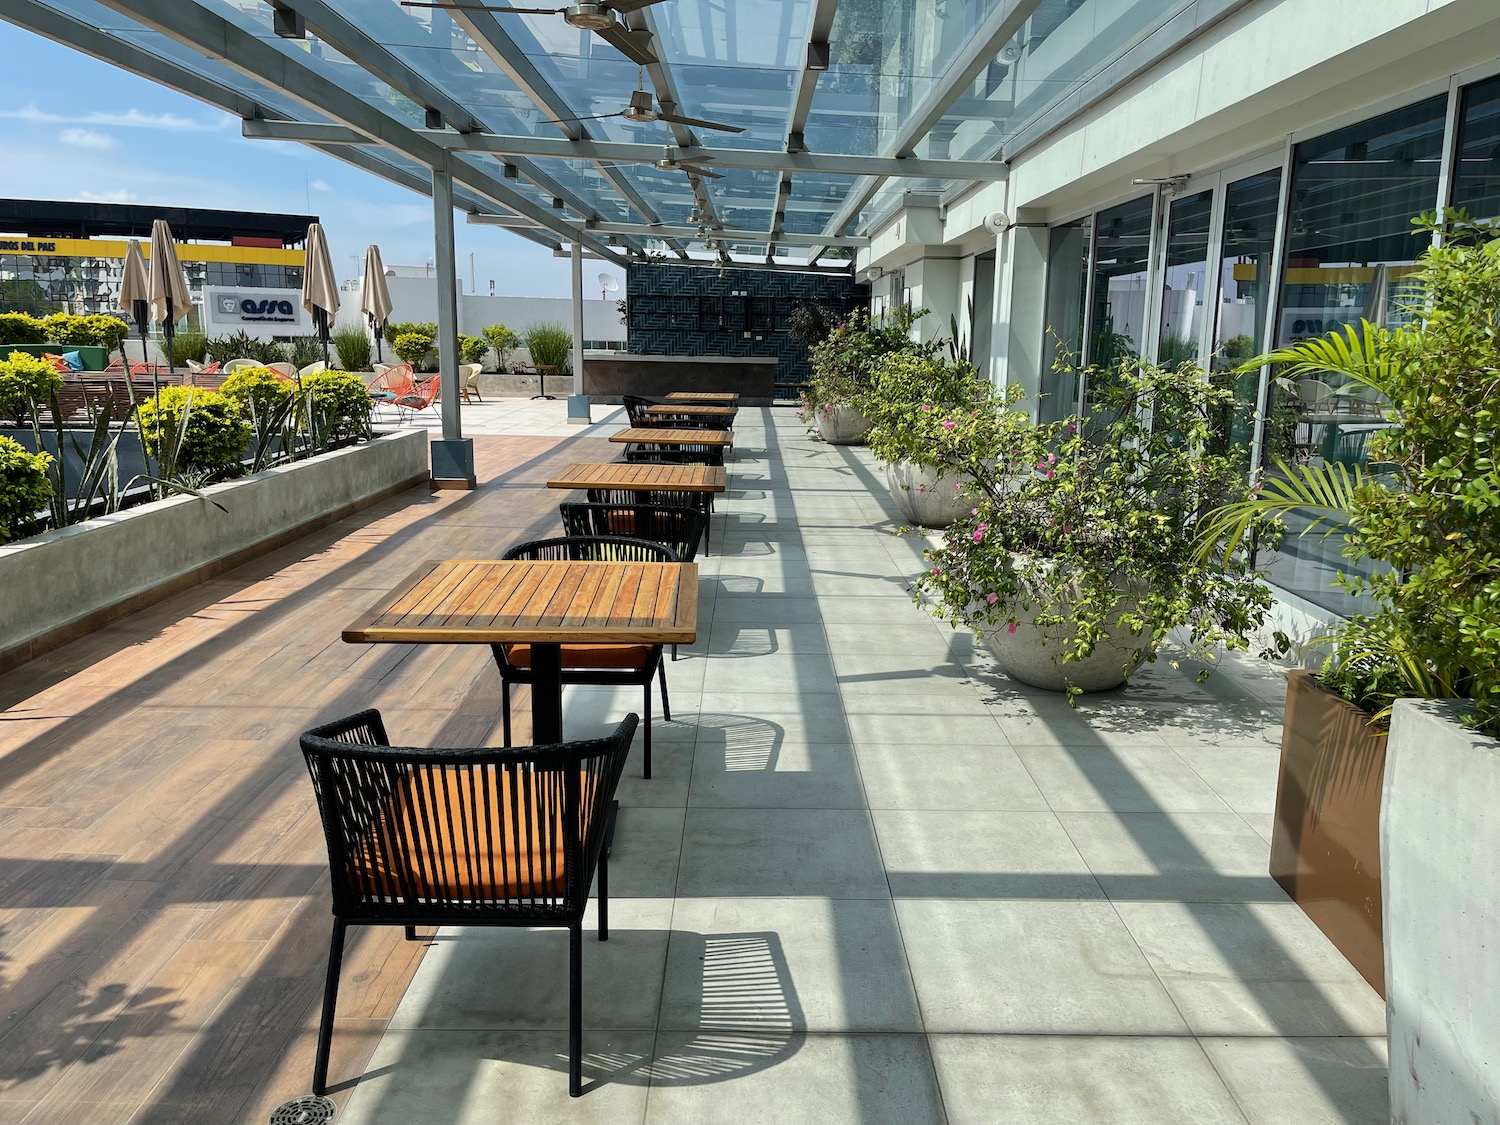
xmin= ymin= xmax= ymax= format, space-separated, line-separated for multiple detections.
xmin=917 ymin=355 xmax=1274 ymax=699
xmin=1201 ymin=210 xmax=1500 ymax=736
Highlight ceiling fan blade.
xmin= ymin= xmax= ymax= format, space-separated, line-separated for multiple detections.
xmin=541 ymin=111 xmax=626 ymax=125
xmin=684 ymin=166 xmax=723 ymax=179
xmin=595 ymin=22 xmax=658 ymax=65
xmin=401 ymin=2 xmax=567 ymax=13
xmin=606 ymin=0 xmax=670 ymax=12
xmin=657 ymin=111 xmax=744 ymax=134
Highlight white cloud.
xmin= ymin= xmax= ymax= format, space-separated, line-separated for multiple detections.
xmin=77 ymin=189 xmax=138 ymax=204
xmin=310 ymin=178 xmax=333 ymax=193
xmin=59 ymin=127 xmax=116 ymax=150
xmin=0 ymin=104 xmax=227 ymax=132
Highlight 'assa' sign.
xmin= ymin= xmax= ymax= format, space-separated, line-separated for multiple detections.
xmin=203 ymin=285 xmax=311 ymax=339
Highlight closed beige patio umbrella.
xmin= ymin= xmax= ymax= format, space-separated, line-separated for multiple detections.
xmin=118 ymin=238 xmax=150 ymax=375
xmin=302 ymin=222 xmax=340 ymax=367
xmin=360 ymin=244 xmax=393 ymax=364
xmin=147 ymin=219 xmax=191 ymax=397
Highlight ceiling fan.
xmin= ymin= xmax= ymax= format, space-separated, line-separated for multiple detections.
xmin=651 ymin=143 xmax=722 ymax=178
xmin=401 ymin=1 xmax=664 ymax=66
xmin=547 ymin=85 xmax=744 ymax=134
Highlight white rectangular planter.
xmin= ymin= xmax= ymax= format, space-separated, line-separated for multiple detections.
xmin=1383 ymin=698 xmax=1500 ymax=1125
xmin=0 ymin=429 xmax=429 ymax=668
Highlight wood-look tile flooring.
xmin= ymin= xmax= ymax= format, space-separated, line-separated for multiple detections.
xmin=0 ymin=433 xmax=621 ymax=1124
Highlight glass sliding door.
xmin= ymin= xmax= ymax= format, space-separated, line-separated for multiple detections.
xmin=1041 ymin=218 xmax=1089 ymax=421
xmin=1267 ymin=95 xmax=1447 ymax=614
xmin=1088 ymin=194 xmax=1154 ymax=370
xmin=1451 ymin=73 xmax=1500 ymax=220
xmin=1157 ymin=190 xmax=1213 ymax=366
xmin=1214 ymin=168 xmax=1282 ymax=465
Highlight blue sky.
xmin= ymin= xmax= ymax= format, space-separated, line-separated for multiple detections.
xmin=0 ymin=20 xmax=624 ymax=299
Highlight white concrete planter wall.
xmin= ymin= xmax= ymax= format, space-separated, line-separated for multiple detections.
xmin=884 ymin=460 xmax=972 ymax=528
xmin=0 ymin=429 xmax=429 ymax=668
xmin=1383 ymin=699 xmax=1500 ymax=1125
xmin=815 ymin=404 xmax=871 ymax=445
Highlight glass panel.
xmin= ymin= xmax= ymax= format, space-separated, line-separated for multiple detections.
xmin=1041 ymin=218 xmax=1088 ymax=422
xmin=1451 ymin=73 xmax=1500 ymax=221
xmin=1265 ymin=95 xmax=1446 ymax=615
xmin=1088 ymin=194 xmax=1153 ymax=368
xmin=1211 ymin=168 xmax=1282 ymax=465
xmin=1157 ymin=189 xmax=1212 ymax=365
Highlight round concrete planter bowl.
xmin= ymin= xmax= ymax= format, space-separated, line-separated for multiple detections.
xmin=815 ymin=404 xmax=871 ymax=445
xmin=978 ymin=566 xmax=1154 ymax=692
xmin=884 ymin=460 xmax=972 ymax=529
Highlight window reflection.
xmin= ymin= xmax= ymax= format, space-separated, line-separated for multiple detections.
xmin=1041 ymin=218 xmax=1088 ymax=422
xmin=1088 ymin=194 xmax=1153 ymax=368
xmin=1157 ymin=189 xmax=1212 ymax=365
xmin=1213 ymin=168 xmax=1282 ymax=464
xmin=1451 ymin=73 xmax=1500 ymax=220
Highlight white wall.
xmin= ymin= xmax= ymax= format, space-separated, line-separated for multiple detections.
xmin=333 ymin=276 xmax=624 ymax=343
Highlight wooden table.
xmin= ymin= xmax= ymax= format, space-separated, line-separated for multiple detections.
xmin=665 ymin=391 xmax=739 ymax=404
xmin=645 ymin=404 xmax=738 ymax=421
xmin=343 ymin=559 xmax=698 ymax=743
xmin=610 ymin=426 xmax=734 ymax=447
xmin=547 ymin=461 xmax=727 ymax=495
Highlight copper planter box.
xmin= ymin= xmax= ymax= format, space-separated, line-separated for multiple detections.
xmin=1270 ymin=669 xmax=1389 ymax=995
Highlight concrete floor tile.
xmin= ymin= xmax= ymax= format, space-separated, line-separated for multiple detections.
xmin=388 ymin=901 xmax=673 ymax=1032
xmin=608 ymin=807 xmax=686 ymax=899
xmin=1113 ymin=902 xmax=1386 ymax=1036
xmin=659 ymin=899 xmax=921 ymax=1032
xmin=821 ymin=622 xmax=953 ymax=655
xmin=704 ymin=622 xmax=831 ymax=657
xmin=838 ymin=689 xmax=997 ymax=715
xmin=700 ymin=653 xmax=840 ymax=696
xmin=929 ymin=1034 xmax=1249 ymax=1125
xmin=689 ymin=741 xmax=866 ymax=809
xmin=1058 ymin=812 xmax=1283 ymax=903
xmin=856 ymin=742 xmax=1049 ymax=812
xmin=693 ymin=698 xmax=852 ymax=745
xmin=645 ymin=1032 xmax=946 ymax=1125
xmin=708 ymin=597 xmax=823 ymax=624
xmin=675 ymin=809 xmax=888 ymax=899
xmin=1201 ymin=1037 xmax=1389 ymax=1125
xmin=337 ymin=1029 xmax=654 ymax=1124
xmin=1172 ymin=743 xmax=1284 ymax=815
xmin=874 ymin=810 xmax=1103 ymax=900
xmin=808 ymin=572 xmax=918 ymax=599
xmin=817 ymin=596 xmax=936 ymax=624
xmin=894 ymin=899 xmax=1188 ymax=1034
xmin=1013 ymin=743 xmax=1233 ymax=813
xmin=845 ymin=711 xmax=1006 ymax=746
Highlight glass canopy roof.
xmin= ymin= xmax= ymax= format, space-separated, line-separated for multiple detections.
xmin=5 ymin=0 xmax=1206 ymax=267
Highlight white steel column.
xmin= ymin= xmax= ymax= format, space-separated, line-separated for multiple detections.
xmin=430 ymin=162 xmax=476 ymax=486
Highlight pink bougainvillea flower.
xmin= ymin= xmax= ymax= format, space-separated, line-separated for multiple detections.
xmin=1045 ymin=468 xmax=1056 ymax=479
xmin=1035 ymin=459 xmax=1048 ymax=472
xmin=931 ymin=566 xmax=942 ymax=576
xmin=971 ymin=508 xmax=979 ymax=516
xmin=1062 ymin=524 xmax=1072 ymax=533
xmin=921 ymin=403 xmax=932 ymax=412
xmin=1047 ymin=453 xmax=1057 ymax=464
xmin=1066 ymin=422 xmax=1078 ymax=433
xmin=986 ymin=592 xmax=998 ymax=605
xmin=971 ymin=529 xmax=985 ymax=543
xmin=1006 ymin=621 xmax=1018 ymax=634
xmin=941 ymin=419 xmax=957 ymax=430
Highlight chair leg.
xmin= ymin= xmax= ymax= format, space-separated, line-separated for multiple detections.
xmin=642 ymin=676 xmax=652 ymax=781
xmin=598 ymin=850 xmax=609 ymax=942
xmin=313 ymin=919 xmax=347 ymax=1096
xmin=568 ymin=922 xmax=584 ymax=1097
xmin=500 ymin=680 xmax=513 ymax=747
xmin=658 ymin=661 xmax=671 ymax=723
xmin=404 ymin=925 xmax=418 ymax=941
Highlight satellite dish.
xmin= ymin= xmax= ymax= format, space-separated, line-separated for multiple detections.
xmin=599 ymin=273 xmax=621 ymax=301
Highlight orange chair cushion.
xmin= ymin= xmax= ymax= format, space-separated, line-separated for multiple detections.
xmin=503 ymin=642 xmax=653 ymax=670
xmin=352 ymin=768 xmax=595 ymax=899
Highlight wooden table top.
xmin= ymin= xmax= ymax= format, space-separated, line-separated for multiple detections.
xmin=610 ymin=427 xmax=734 ymax=446
xmin=547 ymin=462 xmax=727 ymax=492
xmin=344 ymin=559 xmax=699 ymax=645
xmin=665 ymin=391 xmax=739 ymax=403
xmin=645 ymin=403 xmax=738 ymax=418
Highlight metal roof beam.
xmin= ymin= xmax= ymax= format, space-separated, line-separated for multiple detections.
xmin=91 ymin=0 xmax=623 ymax=262
xmin=239 ymin=121 xmax=1006 ymax=179
xmin=467 ymin=214 xmax=868 ymax=248
xmin=770 ymin=0 xmax=841 ymax=254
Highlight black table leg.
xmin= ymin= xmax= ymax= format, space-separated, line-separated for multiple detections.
xmin=530 ymin=642 xmax=564 ymax=743
xmin=531 ymin=368 xmax=555 ymax=400
xmin=604 ymin=799 xmax=619 ymax=858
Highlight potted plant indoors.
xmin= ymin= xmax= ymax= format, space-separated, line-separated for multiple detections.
xmin=862 ymin=350 xmax=1007 ymax=529
xmin=798 ymin=306 xmax=932 ymax=445
xmin=917 ymin=353 xmax=1273 ymax=696
xmin=1201 ymin=210 xmax=1499 ymax=1120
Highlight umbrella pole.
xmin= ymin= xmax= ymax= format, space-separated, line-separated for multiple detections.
xmin=319 ymin=308 xmax=330 ymax=367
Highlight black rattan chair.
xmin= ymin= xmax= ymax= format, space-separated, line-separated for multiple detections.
xmin=623 ymin=443 xmax=726 ymax=467
xmin=621 ymin=394 xmax=659 ymax=427
xmin=559 ymin=503 xmax=706 ymax=658
xmin=300 ymin=709 xmax=637 ymax=1098
xmin=494 ymin=535 xmax=676 ymax=778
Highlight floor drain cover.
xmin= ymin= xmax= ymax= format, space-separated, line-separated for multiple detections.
xmin=270 ymin=1095 xmax=336 ymax=1124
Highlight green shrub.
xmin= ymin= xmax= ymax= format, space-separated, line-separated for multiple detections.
xmin=523 ymin=322 xmax=572 ymax=372
xmin=220 ymin=366 xmax=294 ymax=421
xmin=0 ymin=350 xmax=64 ymax=422
xmin=286 ymin=335 xmax=324 ymax=368
xmin=0 ymin=313 xmax=46 ymax=345
xmin=459 ymin=333 xmax=489 ymax=366
xmin=82 ymin=315 xmax=131 ymax=351
xmin=137 ymin=387 xmax=250 ymax=476
xmin=300 ymin=369 xmax=371 ymax=441
xmin=0 ymin=435 xmax=52 ymax=543
xmin=383 ymin=320 xmax=437 ymax=346
xmin=332 ymin=324 xmax=372 ymax=372
xmin=170 ymin=330 xmax=208 ymax=366
xmin=392 ymin=330 xmax=435 ymax=366
xmin=482 ymin=323 xmax=520 ymax=369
